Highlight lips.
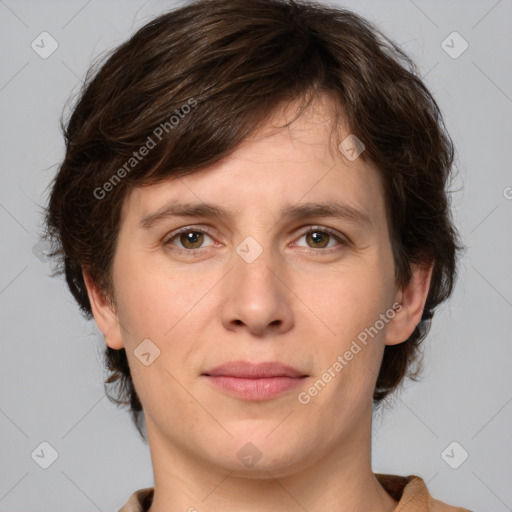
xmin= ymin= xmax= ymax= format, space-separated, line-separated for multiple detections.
xmin=202 ymin=360 xmax=308 ymax=379
xmin=202 ymin=361 xmax=309 ymax=401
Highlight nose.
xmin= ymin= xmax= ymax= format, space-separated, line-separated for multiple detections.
xmin=220 ymin=242 xmax=294 ymax=337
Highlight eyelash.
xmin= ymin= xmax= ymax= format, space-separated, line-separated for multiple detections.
xmin=163 ymin=225 xmax=350 ymax=256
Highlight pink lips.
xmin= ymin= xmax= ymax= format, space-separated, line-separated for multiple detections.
xmin=202 ymin=361 xmax=308 ymax=401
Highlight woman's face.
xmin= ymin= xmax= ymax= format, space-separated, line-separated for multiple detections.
xmin=89 ymin=98 xmax=416 ymax=478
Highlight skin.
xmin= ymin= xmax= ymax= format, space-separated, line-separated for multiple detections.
xmin=84 ymin=95 xmax=432 ymax=512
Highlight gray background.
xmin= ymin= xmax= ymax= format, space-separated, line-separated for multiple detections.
xmin=0 ymin=0 xmax=511 ymax=510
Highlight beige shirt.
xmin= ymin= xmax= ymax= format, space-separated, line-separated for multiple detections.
xmin=118 ymin=474 xmax=473 ymax=511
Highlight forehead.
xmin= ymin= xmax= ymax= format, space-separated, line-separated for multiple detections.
xmin=119 ymin=97 xmax=387 ymax=232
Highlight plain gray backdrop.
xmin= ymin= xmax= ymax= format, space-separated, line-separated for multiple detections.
xmin=0 ymin=0 xmax=511 ymax=511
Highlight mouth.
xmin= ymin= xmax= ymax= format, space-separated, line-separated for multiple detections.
xmin=201 ymin=361 xmax=309 ymax=401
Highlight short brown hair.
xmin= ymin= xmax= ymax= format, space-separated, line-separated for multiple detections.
xmin=45 ymin=0 xmax=463 ymax=439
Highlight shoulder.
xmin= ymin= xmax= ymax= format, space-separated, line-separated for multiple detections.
xmin=118 ymin=487 xmax=154 ymax=512
xmin=430 ymin=496 xmax=473 ymax=512
xmin=375 ymin=473 xmax=473 ymax=511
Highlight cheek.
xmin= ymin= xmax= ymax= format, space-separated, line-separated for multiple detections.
xmin=113 ymin=266 xmax=204 ymax=423
xmin=113 ymin=259 xmax=211 ymax=382
xmin=314 ymin=265 xmax=392 ymax=338
xmin=113 ymin=255 xmax=200 ymax=338
xmin=305 ymin=260 xmax=394 ymax=404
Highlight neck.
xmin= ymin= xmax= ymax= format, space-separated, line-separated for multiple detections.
xmin=146 ymin=409 xmax=397 ymax=512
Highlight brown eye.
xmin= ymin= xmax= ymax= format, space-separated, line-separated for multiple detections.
xmin=164 ymin=226 xmax=215 ymax=253
xmin=305 ymin=230 xmax=330 ymax=248
xmin=295 ymin=226 xmax=349 ymax=253
xmin=178 ymin=230 xmax=205 ymax=249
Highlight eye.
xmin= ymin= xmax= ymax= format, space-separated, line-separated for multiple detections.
xmin=163 ymin=226 xmax=216 ymax=254
xmin=294 ymin=226 xmax=348 ymax=253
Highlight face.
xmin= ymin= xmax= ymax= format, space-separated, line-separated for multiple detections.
xmin=86 ymin=96 xmax=428 ymax=478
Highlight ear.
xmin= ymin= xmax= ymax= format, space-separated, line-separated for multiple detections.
xmin=385 ymin=262 xmax=434 ymax=346
xmin=82 ymin=269 xmax=124 ymax=350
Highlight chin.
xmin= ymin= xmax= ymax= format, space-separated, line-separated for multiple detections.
xmin=202 ymin=432 xmax=311 ymax=477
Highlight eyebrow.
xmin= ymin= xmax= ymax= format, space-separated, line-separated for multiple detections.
xmin=139 ymin=199 xmax=373 ymax=230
